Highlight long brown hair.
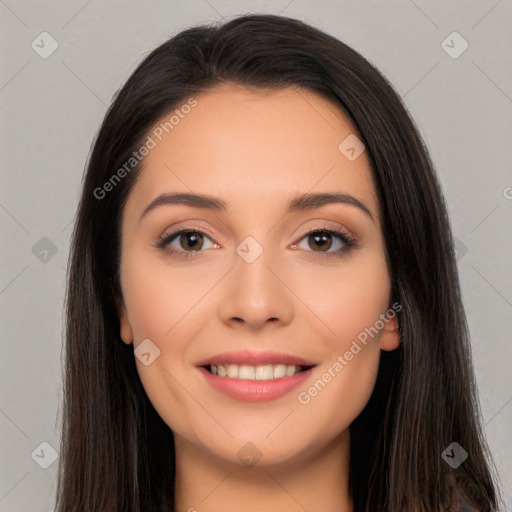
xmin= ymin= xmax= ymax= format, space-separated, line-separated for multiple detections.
xmin=55 ymin=13 xmax=502 ymax=511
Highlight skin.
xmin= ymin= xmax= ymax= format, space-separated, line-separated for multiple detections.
xmin=117 ymin=83 xmax=400 ymax=512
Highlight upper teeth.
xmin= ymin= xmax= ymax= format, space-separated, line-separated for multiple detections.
xmin=210 ymin=363 xmax=303 ymax=380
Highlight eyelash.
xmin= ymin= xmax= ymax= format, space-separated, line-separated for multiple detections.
xmin=155 ymin=225 xmax=358 ymax=260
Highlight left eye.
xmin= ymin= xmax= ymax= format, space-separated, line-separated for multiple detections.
xmin=293 ymin=229 xmax=353 ymax=255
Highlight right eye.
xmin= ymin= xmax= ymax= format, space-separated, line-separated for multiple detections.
xmin=156 ymin=229 xmax=219 ymax=259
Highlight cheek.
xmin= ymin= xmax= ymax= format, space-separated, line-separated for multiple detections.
xmin=120 ymin=248 xmax=207 ymax=343
xmin=294 ymin=251 xmax=391 ymax=345
xmin=290 ymin=253 xmax=390 ymax=422
xmin=119 ymin=248 xmax=215 ymax=384
xmin=120 ymin=255 xmax=212 ymax=436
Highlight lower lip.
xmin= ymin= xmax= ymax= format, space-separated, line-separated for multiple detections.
xmin=197 ymin=366 xmax=315 ymax=402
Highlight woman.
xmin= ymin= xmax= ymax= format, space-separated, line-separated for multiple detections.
xmin=55 ymin=13 xmax=502 ymax=512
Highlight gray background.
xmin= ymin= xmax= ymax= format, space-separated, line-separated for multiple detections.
xmin=1 ymin=1 xmax=511 ymax=510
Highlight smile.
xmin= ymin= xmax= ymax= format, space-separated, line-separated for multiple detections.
xmin=196 ymin=349 xmax=318 ymax=402
xmin=198 ymin=364 xmax=316 ymax=402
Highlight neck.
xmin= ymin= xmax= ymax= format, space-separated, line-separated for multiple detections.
xmin=173 ymin=429 xmax=353 ymax=512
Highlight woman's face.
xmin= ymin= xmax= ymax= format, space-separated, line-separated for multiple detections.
xmin=117 ymin=83 xmax=399 ymax=467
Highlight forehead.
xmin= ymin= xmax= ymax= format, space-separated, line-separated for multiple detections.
xmin=126 ymin=83 xmax=378 ymax=220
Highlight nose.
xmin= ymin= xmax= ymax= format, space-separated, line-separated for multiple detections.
xmin=217 ymin=242 xmax=294 ymax=331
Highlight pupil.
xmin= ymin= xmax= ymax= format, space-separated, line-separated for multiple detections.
xmin=310 ymin=231 xmax=332 ymax=251
xmin=181 ymin=232 xmax=202 ymax=251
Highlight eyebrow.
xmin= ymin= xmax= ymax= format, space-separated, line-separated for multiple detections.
xmin=139 ymin=191 xmax=374 ymax=222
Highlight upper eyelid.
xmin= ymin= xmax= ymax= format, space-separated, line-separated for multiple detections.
xmin=160 ymin=218 xmax=355 ymax=239
xmin=161 ymin=225 xmax=218 ymax=244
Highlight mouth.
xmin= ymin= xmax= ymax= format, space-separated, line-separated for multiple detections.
xmin=196 ymin=350 xmax=318 ymax=402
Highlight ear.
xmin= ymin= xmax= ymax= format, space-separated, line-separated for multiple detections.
xmin=112 ymin=285 xmax=133 ymax=345
xmin=118 ymin=302 xmax=134 ymax=345
xmin=379 ymin=315 xmax=400 ymax=351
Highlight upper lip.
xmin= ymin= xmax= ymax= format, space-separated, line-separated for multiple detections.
xmin=196 ymin=349 xmax=318 ymax=367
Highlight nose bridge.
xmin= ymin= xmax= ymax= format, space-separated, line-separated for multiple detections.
xmin=235 ymin=234 xmax=267 ymax=266
xmin=234 ymin=233 xmax=280 ymax=301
